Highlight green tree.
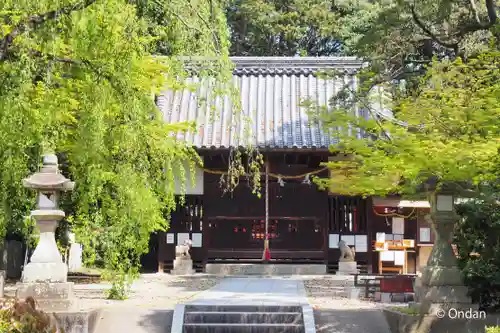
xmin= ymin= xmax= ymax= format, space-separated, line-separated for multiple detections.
xmin=315 ymin=52 xmax=500 ymax=197
xmin=0 ymin=0 xmax=232 ymax=297
xmin=226 ymin=0 xmax=342 ymax=56
xmin=455 ymin=195 xmax=500 ymax=311
xmin=309 ymin=0 xmax=500 ymax=197
xmin=337 ymin=0 xmax=499 ymax=94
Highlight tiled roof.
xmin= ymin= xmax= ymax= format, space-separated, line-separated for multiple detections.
xmin=157 ymin=57 xmax=367 ymax=149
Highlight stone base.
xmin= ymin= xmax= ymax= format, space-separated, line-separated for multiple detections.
xmin=409 ymin=301 xmax=478 ymax=315
xmin=0 ymin=270 xmax=5 ymax=298
xmin=171 ymin=258 xmax=195 ymax=275
xmin=204 ymin=264 xmax=327 ymax=275
xmin=53 ymin=309 xmax=101 ymax=333
xmin=345 ymin=287 xmax=362 ymax=299
xmin=22 ymin=262 xmax=68 ymax=283
xmin=383 ymin=308 xmax=494 ymax=333
xmin=415 ymin=264 xmax=476 ymax=315
xmin=16 ymin=282 xmax=75 ymax=311
xmin=337 ymin=261 xmax=359 ymax=275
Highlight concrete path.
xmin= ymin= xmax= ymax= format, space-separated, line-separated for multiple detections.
xmin=171 ymin=277 xmax=315 ymax=333
xmin=186 ymin=277 xmax=309 ymax=306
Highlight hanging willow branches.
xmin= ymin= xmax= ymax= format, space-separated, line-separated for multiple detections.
xmin=0 ymin=0 xmax=248 ymax=296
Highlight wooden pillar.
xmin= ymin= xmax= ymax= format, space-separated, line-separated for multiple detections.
xmin=366 ymin=196 xmax=374 ymax=273
xmin=158 ymin=261 xmax=164 ymax=273
xmin=262 ymin=160 xmax=270 ymax=262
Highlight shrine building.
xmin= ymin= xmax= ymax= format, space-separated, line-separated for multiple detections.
xmin=141 ymin=57 xmax=435 ymax=275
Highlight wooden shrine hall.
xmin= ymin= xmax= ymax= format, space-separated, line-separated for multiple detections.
xmin=141 ymin=57 xmax=434 ymax=275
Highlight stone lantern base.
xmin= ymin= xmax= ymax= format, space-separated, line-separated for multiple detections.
xmin=22 ymin=262 xmax=69 ymax=283
xmin=16 ymin=282 xmax=75 ymax=312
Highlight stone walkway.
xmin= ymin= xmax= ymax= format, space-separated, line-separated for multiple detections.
xmin=186 ymin=277 xmax=309 ymax=306
xmin=181 ymin=277 xmax=391 ymax=333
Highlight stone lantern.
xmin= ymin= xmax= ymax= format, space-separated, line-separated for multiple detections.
xmin=414 ymin=184 xmax=477 ymax=315
xmin=16 ymin=153 xmax=75 ymax=310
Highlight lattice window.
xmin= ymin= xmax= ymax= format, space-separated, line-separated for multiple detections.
xmin=288 ymin=221 xmax=299 ymax=233
xmin=328 ymin=196 xmax=367 ymax=233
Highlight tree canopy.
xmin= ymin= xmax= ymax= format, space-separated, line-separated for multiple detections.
xmin=226 ymin=0 xmax=342 ymax=56
xmin=314 ymin=0 xmax=500 ymax=198
xmin=0 ymin=0 xmax=233 ymax=295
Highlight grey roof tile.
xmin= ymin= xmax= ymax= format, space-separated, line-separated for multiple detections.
xmin=157 ymin=57 xmax=366 ymax=149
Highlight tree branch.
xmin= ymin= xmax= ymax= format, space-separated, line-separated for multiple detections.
xmin=468 ymin=0 xmax=481 ymax=24
xmin=29 ymin=49 xmax=137 ymax=96
xmin=0 ymin=0 xmax=97 ymax=61
xmin=410 ymin=0 xmax=497 ymax=53
xmin=189 ymin=0 xmax=221 ymax=54
xmin=410 ymin=3 xmax=459 ymax=52
xmin=456 ymin=0 xmax=497 ymax=36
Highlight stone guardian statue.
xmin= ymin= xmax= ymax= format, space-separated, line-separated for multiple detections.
xmin=338 ymin=240 xmax=356 ymax=262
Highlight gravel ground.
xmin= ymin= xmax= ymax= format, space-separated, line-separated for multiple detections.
xmin=4 ymin=273 xmax=222 ymax=310
xmin=78 ymin=274 xmax=222 ymax=310
xmin=303 ymin=277 xmax=392 ymax=333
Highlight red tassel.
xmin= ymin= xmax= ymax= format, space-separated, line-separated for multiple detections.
xmin=265 ymin=248 xmax=271 ymax=261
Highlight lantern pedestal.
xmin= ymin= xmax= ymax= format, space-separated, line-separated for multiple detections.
xmin=17 ymin=211 xmax=75 ymax=311
xmin=22 ymin=214 xmax=68 ymax=283
xmin=16 ymin=282 xmax=75 ymax=311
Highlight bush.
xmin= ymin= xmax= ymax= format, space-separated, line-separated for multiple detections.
xmin=0 ymin=297 xmax=61 ymax=333
xmin=103 ymin=272 xmax=133 ymax=300
xmin=486 ymin=326 xmax=500 ymax=333
xmin=390 ymin=306 xmax=420 ymax=316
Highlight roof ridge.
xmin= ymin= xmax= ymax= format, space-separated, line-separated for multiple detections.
xmin=172 ymin=56 xmax=364 ymax=70
xmin=230 ymin=56 xmax=363 ymax=69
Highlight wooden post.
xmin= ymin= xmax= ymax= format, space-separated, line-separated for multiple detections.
xmin=366 ymin=196 xmax=374 ymax=273
xmin=158 ymin=261 xmax=164 ymax=274
xmin=263 ymin=160 xmax=270 ymax=262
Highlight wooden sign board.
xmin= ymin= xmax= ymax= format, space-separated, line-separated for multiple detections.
xmin=374 ymin=239 xmax=415 ymax=251
xmin=403 ymin=239 xmax=415 ymax=248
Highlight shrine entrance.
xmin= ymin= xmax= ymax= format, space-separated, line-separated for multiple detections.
xmin=205 ymin=217 xmax=324 ymax=262
xmin=203 ymin=176 xmax=328 ymax=263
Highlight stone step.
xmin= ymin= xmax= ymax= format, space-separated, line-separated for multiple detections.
xmin=304 ymin=279 xmax=355 ymax=287
xmin=308 ymin=291 xmax=348 ymax=298
xmin=185 ymin=305 xmax=302 ymax=313
xmin=205 ymin=263 xmax=326 ymax=275
xmin=184 ymin=311 xmax=303 ymax=324
xmin=183 ymin=323 xmax=304 ymax=333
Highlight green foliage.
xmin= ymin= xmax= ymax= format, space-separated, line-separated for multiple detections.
xmin=486 ymin=326 xmax=500 ymax=333
xmin=455 ymin=197 xmax=500 ymax=311
xmin=315 ymin=51 xmax=500 ymax=197
xmin=390 ymin=306 xmax=420 ymax=316
xmin=104 ymin=271 xmax=133 ymax=300
xmin=0 ymin=0 xmax=234 ymax=296
xmin=226 ymin=0 xmax=341 ymax=56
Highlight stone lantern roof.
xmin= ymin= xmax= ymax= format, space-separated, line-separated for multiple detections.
xmin=22 ymin=154 xmax=75 ymax=191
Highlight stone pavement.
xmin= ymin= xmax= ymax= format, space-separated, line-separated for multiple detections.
xmin=171 ymin=277 xmax=315 ymax=333
xmin=186 ymin=277 xmax=309 ymax=305
xmin=177 ymin=277 xmax=391 ymax=333
xmin=313 ymin=299 xmax=392 ymax=333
